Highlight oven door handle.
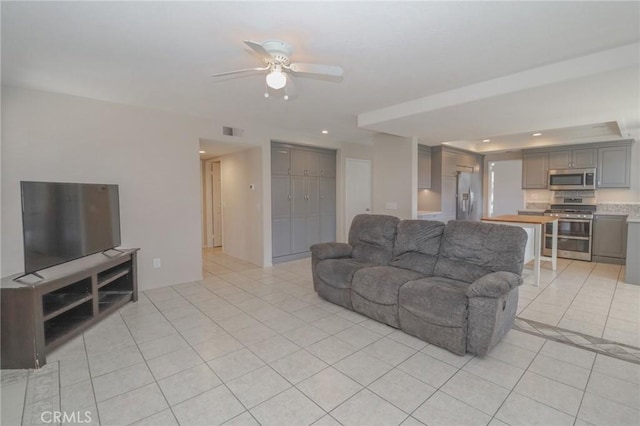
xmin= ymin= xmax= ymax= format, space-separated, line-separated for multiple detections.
xmin=554 ymin=219 xmax=592 ymax=223
xmin=549 ymin=236 xmax=591 ymax=241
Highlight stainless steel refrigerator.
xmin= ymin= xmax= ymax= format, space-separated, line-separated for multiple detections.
xmin=456 ymin=171 xmax=480 ymax=221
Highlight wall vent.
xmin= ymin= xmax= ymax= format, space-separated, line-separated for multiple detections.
xmin=222 ymin=126 xmax=243 ymax=137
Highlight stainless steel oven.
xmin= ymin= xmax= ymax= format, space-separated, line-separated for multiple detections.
xmin=543 ymin=205 xmax=595 ymax=261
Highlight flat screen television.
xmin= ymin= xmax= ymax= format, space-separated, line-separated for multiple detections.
xmin=20 ymin=181 xmax=121 ymax=274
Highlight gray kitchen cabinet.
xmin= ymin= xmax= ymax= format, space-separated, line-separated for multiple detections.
xmin=598 ymin=145 xmax=631 ymax=188
xmin=271 ymin=142 xmax=336 ymax=261
xmin=573 ymin=148 xmax=597 ymax=168
xmin=626 ymin=220 xmax=639 ymax=285
xmin=418 ymin=146 xmax=431 ymax=189
xmin=522 ymin=152 xmax=549 ymax=189
xmin=442 ymin=150 xmax=476 ymax=176
xmin=593 ymin=214 xmax=628 ymax=264
xmin=548 ymin=148 xmax=596 ymax=169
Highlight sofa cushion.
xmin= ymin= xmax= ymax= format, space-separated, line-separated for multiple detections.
xmin=316 ymin=258 xmax=375 ymax=289
xmin=398 ymin=276 xmax=470 ymax=355
xmin=390 ymin=220 xmax=444 ymax=275
xmin=349 ymin=214 xmax=400 ymax=265
xmin=352 ymin=266 xmax=425 ymax=305
xmin=433 ymin=221 xmax=527 ymax=283
xmin=352 ymin=266 xmax=424 ymax=327
xmin=399 ymin=276 xmax=470 ymax=328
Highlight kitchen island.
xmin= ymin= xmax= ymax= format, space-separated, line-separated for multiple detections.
xmin=482 ymin=215 xmax=558 ymax=287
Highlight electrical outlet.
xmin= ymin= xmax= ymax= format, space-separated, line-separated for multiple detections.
xmin=153 ymin=258 xmax=161 ymax=268
xmin=386 ymin=202 xmax=398 ymax=210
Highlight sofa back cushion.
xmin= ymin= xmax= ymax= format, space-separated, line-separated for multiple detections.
xmin=390 ymin=220 xmax=445 ymax=275
xmin=349 ymin=214 xmax=400 ymax=265
xmin=433 ymin=220 xmax=527 ymax=283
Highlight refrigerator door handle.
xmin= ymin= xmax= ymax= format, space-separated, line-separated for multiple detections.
xmin=469 ymin=189 xmax=474 ymax=214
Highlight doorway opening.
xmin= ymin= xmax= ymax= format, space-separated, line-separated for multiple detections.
xmin=488 ymin=160 xmax=524 ymax=217
xmin=202 ymin=159 xmax=223 ymax=249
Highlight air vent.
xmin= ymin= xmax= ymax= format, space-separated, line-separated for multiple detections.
xmin=222 ymin=126 xmax=244 ymax=137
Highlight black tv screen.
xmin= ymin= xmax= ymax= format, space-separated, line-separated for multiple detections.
xmin=21 ymin=181 xmax=121 ymax=274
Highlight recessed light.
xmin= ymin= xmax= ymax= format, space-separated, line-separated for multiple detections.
xmin=532 ymin=133 xmax=542 ymax=137
xmin=321 ymin=130 xmax=329 ymax=134
xmin=482 ymin=139 xmax=490 ymax=143
xmin=199 ymin=150 xmax=205 ymax=154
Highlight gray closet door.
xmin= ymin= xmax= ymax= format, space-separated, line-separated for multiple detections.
xmin=318 ymin=152 xmax=336 ymax=178
xmin=271 ymin=147 xmax=290 ymax=176
xmin=290 ymin=176 xmax=307 ymax=253
xmin=305 ymin=151 xmax=320 ymax=177
xmin=290 ymin=149 xmax=306 ymax=176
xmin=305 ymin=177 xmax=320 ymax=248
xmin=271 ymin=142 xmax=337 ymax=259
xmin=319 ymin=178 xmax=336 ymax=215
xmin=271 ymin=176 xmax=291 ymax=257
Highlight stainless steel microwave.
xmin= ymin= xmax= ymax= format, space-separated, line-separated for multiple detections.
xmin=548 ymin=168 xmax=596 ymax=190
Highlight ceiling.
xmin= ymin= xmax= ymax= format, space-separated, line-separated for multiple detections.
xmin=2 ymin=2 xmax=639 ymax=152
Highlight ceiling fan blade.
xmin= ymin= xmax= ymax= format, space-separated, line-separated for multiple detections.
xmin=244 ymin=40 xmax=273 ymax=62
xmin=289 ymin=63 xmax=343 ymax=77
xmin=211 ymin=66 xmax=269 ymax=77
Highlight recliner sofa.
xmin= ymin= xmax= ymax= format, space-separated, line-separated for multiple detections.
xmin=310 ymin=214 xmax=527 ymax=356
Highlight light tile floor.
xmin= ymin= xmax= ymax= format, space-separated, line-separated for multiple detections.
xmin=1 ymin=250 xmax=638 ymax=425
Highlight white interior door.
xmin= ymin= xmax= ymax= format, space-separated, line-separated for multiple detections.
xmin=345 ymin=158 xmax=371 ymax=236
xmin=489 ymin=160 xmax=524 ymax=216
xmin=212 ymin=161 xmax=222 ymax=247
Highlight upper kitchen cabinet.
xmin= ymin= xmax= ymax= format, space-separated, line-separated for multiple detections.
xmin=548 ymin=148 xmax=596 ymax=169
xmin=442 ymin=150 xmax=478 ymax=176
xmin=522 ymin=140 xmax=633 ymax=189
xmin=418 ymin=145 xmax=431 ymax=189
xmin=522 ymin=152 xmax=549 ymax=189
xmin=598 ymin=144 xmax=631 ymax=188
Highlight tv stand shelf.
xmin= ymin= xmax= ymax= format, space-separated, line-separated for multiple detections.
xmin=1 ymin=248 xmax=138 ymax=369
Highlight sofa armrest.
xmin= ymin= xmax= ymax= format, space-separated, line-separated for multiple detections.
xmin=310 ymin=242 xmax=353 ymax=260
xmin=466 ymin=271 xmax=523 ymax=298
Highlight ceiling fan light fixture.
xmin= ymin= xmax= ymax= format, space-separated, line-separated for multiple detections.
xmin=266 ymin=67 xmax=287 ymax=90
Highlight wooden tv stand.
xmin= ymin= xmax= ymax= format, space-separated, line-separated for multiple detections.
xmin=1 ymin=248 xmax=139 ymax=369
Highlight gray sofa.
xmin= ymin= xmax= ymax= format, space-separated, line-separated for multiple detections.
xmin=310 ymin=214 xmax=528 ymax=356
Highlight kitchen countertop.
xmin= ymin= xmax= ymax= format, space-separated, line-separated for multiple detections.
xmin=417 ymin=210 xmax=442 ymax=216
xmin=483 ymin=215 xmax=558 ymax=224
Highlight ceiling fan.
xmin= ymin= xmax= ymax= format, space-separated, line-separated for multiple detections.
xmin=212 ymin=40 xmax=344 ymax=99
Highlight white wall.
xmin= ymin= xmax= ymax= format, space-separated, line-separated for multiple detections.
xmin=1 ymin=87 xmax=213 ymax=290
xmin=371 ymin=134 xmax=417 ymax=219
xmin=220 ymin=147 xmax=264 ymax=266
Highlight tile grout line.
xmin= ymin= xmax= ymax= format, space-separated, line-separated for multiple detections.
xmin=572 ymin=348 xmax=599 ymax=426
